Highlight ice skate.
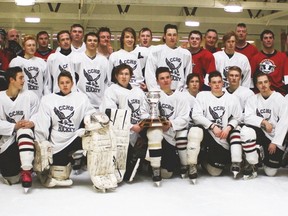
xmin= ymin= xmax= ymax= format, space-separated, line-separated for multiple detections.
xmin=124 ymin=158 xmax=141 ymax=182
xmin=180 ymin=165 xmax=188 ymax=179
xmin=243 ymin=164 xmax=257 ymax=180
xmin=152 ymin=167 xmax=162 ymax=187
xmin=21 ymin=170 xmax=32 ymax=193
xmin=188 ymin=164 xmax=197 ymax=184
xmin=93 ymin=186 xmax=106 ymax=193
xmin=231 ymin=162 xmax=241 ymax=179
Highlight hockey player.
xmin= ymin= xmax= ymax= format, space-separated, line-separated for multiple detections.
xmin=147 ymin=67 xmax=189 ymax=186
xmin=34 ymin=31 xmax=55 ymax=61
xmin=9 ymin=35 xmax=50 ymax=99
xmin=70 ymin=24 xmax=86 ymax=53
xmin=212 ymin=31 xmax=251 ymax=88
xmin=187 ymin=30 xmax=216 ymax=90
xmin=71 ymin=32 xmax=109 ymax=110
xmin=109 ymin=27 xmax=146 ymax=90
xmin=243 ymin=72 xmax=288 ymax=177
xmin=250 ymin=29 xmax=287 ymax=95
xmin=96 ymin=27 xmax=113 ymax=58
xmin=0 ymin=28 xmax=11 ymax=72
xmin=176 ymin=73 xmax=200 ymax=183
xmin=235 ymin=23 xmax=258 ymax=64
xmin=204 ymin=29 xmax=221 ymax=54
xmin=47 ymin=30 xmax=77 ymax=93
xmin=224 ymin=66 xmax=256 ymax=179
xmin=192 ymin=71 xmax=242 ymax=178
xmin=138 ymin=27 xmax=152 ymax=48
xmin=0 ymin=66 xmax=39 ymax=192
xmin=145 ymin=24 xmax=192 ymax=91
xmin=32 ymin=71 xmax=97 ymax=188
xmin=100 ymin=63 xmax=149 ymax=183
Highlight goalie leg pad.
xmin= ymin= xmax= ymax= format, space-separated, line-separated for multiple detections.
xmin=263 ymin=165 xmax=278 ymax=177
xmin=1 ymin=174 xmax=20 ymax=185
xmin=87 ymin=150 xmax=117 ymax=190
xmin=108 ymin=109 xmax=131 ymax=183
xmin=187 ymin=127 xmax=203 ymax=165
xmin=175 ymin=129 xmax=188 ymax=166
xmin=16 ymin=128 xmax=34 ymax=171
xmin=240 ymin=126 xmax=259 ymax=165
xmin=147 ymin=127 xmax=163 ymax=168
xmin=229 ymin=126 xmax=242 ymax=163
xmin=33 ymin=141 xmax=53 ymax=172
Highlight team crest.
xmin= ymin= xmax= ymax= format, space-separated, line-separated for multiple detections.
xmin=159 ymin=102 xmax=174 ymax=119
xmin=83 ymin=69 xmax=101 ymax=92
xmin=209 ymin=106 xmax=225 ymax=128
xmin=24 ymin=67 xmax=39 ymax=90
xmin=6 ymin=111 xmax=24 ymax=123
xmin=127 ymin=99 xmax=141 ymax=124
xmin=165 ymin=58 xmax=182 ymax=81
xmin=256 ymin=108 xmax=271 ymax=121
xmin=54 ymin=107 xmax=75 ymax=132
xmin=259 ymin=59 xmax=276 ymax=74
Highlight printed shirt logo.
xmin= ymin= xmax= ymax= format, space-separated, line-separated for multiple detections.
xmin=59 ymin=64 xmax=70 ymax=73
xmin=165 ymin=58 xmax=182 ymax=82
xmin=24 ymin=67 xmax=39 ymax=90
xmin=259 ymin=59 xmax=276 ymax=74
xmin=159 ymin=102 xmax=174 ymax=119
xmin=54 ymin=106 xmax=75 ymax=132
xmin=188 ymin=108 xmax=195 ymax=128
xmin=256 ymin=108 xmax=271 ymax=121
xmin=127 ymin=99 xmax=141 ymax=124
xmin=83 ymin=69 xmax=101 ymax=93
xmin=6 ymin=111 xmax=24 ymax=123
xmin=209 ymin=106 xmax=225 ymax=128
xmin=222 ymin=66 xmax=230 ymax=88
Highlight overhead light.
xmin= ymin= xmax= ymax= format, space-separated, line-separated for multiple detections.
xmin=185 ymin=21 xmax=200 ymax=27
xmin=25 ymin=17 xmax=40 ymax=23
xmin=224 ymin=0 xmax=243 ymax=13
xmin=15 ymin=0 xmax=35 ymax=6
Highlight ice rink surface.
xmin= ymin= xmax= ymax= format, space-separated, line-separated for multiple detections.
xmin=1 ymin=167 xmax=288 ymax=216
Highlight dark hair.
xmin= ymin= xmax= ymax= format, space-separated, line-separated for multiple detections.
xmin=114 ymin=63 xmax=133 ymax=78
xmin=260 ymin=29 xmax=274 ymax=41
xmin=156 ymin=67 xmax=171 ymax=80
xmin=120 ymin=27 xmax=136 ymax=49
xmin=253 ymin=71 xmax=271 ymax=88
xmin=188 ymin=30 xmax=202 ymax=40
xmin=57 ymin=71 xmax=73 ymax=83
xmin=205 ymin=29 xmax=218 ymax=37
xmin=57 ymin=30 xmax=71 ymax=42
xmin=70 ymin=24 xmax=84 ymax=32
xmin=5 ymin=66 xmax=22 ymax=84
xmin=222 ymin=31 xmax=238 ymax=44
xmin=228 ymin=66 xmax=242 ymax=75
xmin=139 ymin=27 xmax=152 ymax=37
xmin=96 ymin=27 xmax=111 ymax=38
xmin=84 ymin=32 xmax=98 ymax=43
xmin=237 ymin=23 xmax=246 ymax=28
xmin=163 ymin=24 xmax=178 ymax=43
xmin=208 ymin=71 xmax=222 ymax=82
xmin=36 ymin=31 xmax=49 ymax=40
xmin=186 ymin=73 xmax=200 ymax=86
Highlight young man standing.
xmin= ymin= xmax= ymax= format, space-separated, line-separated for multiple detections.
xmin=251 ymin=30 xmax=287 ymax=95
xmin=145 ymin=24 xmax=192 ymax=91
xmin=0 ymin=67 xmax=39 ymax=192
xmin=34 ymin=31 xmax=55 ymax=61
xmin=138 ymin=27 xmax=153 ymax=48
xmin=71 ymin=32 xmax=109 ymax=110
xmin=188 ymin=30 xmax=215 ymax=90
xmin=96 ymin=27 xmax=113 ymax=58
xmin=204 ymin=29 xmax=221 ymax=53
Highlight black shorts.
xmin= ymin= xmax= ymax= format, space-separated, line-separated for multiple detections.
xmin=0 ymin=142 xmax=21 ymax=177
xmin=161 ymin=139 xmax=180 ymax=172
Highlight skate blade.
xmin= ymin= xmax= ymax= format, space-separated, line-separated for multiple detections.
xmin=190 ymin=178 xmax=197 ymax=184
xmin=154 ymin=181 xmax=161 ymax=187
xmin=74 ymin=169 xmax=81 ymax=175
xmin=232 ymin=171 xmax=239 ymax=179
xmin=243 ymin=172 xmax=257 ymax=180
xmin=23 ymin=187 xmax=30 ymax=193
xmin=93 ymin=186 xmax=106 ymax=193
xmin=181 ymin=173 xmax=187 ymax=179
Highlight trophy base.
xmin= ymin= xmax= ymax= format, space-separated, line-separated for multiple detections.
xmin=139 ymin=117 xmax=168 ymax=128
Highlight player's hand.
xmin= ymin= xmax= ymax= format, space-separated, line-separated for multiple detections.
xmin=212 ymin=125 xmax=222 ymax=138
xmin=268 ymin=143 xmax=277 ymax=154
xmin=219 ymin=126 xmax=232 ymax=139
xmin=162 ymin=121 xmax=171 ymax=132
xmin=261 ymin=119 xmax=273 ymax=133
xmin=131 ymin=124 xmax=142 ymax=133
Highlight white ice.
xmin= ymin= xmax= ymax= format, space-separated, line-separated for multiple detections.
xmin=1 ymin=167 xmax=288 ymax=216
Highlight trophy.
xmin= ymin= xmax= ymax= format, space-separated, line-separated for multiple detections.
xmin=139 ymin=90 xmax=168 ymax=127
